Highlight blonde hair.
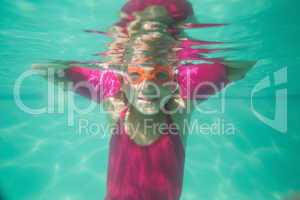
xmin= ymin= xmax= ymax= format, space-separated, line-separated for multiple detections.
xmin=102 ymin=5 xmax=187 ymax=126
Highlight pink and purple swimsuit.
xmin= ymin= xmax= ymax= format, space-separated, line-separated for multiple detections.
xmin=63 ymin=0 xmax=230 ymax=199
xmin=105 ymin=107 xmax=185 ymax=200
xmin=64 ymin=60 xmax=228 ymax=200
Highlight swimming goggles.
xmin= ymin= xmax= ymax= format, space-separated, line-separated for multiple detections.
xmin=127 ymin=65 xmax=175 ymax=85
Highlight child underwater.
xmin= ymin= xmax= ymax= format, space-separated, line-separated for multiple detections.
xmin=32 ymin=0 xmax=255 ymax=199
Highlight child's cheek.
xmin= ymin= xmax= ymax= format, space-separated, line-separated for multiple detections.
xmin=159 ymin=86 xmax=173 ymax=98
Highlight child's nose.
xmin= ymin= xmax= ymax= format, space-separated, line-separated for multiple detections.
xmin=144 ymin=73 xmax=156 ymax=81
xmin=140 ymin=80 xmax=159 ymax=94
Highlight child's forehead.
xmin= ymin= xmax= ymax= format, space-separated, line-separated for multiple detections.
xmin=142 ymin=66 xmax=155 ymax=71
xmin=128 ymin=65 xmax=169 ymax=70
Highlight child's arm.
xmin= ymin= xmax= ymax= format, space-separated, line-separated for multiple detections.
xmin=223 ymin=60 xmax=255 ymax=82
xmin=173 ymin=61 xmax=255 ymax=144
xmin=177 ymin=60 xmax=256 ymax=104
xmin=31 ymin=62 xmax=122 ymax=103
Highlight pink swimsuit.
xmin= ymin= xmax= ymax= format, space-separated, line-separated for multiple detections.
xmin=64 ymin=61 xmax=228 ymax=199
xmin=62 ymin=1 xmax=230 ymax=199
xmin=105 ymin=107 xmax=185 ymax=200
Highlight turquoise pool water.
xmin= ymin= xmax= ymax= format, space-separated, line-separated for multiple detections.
xmin=0 ymin=0 xmax=299 ymax=199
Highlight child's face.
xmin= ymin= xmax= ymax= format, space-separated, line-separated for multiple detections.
xmin=122 ymin=65 xmax=177 ymax=115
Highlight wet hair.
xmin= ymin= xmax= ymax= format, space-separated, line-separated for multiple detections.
xmin=103 ymin=5 xmax=188 ymax=125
